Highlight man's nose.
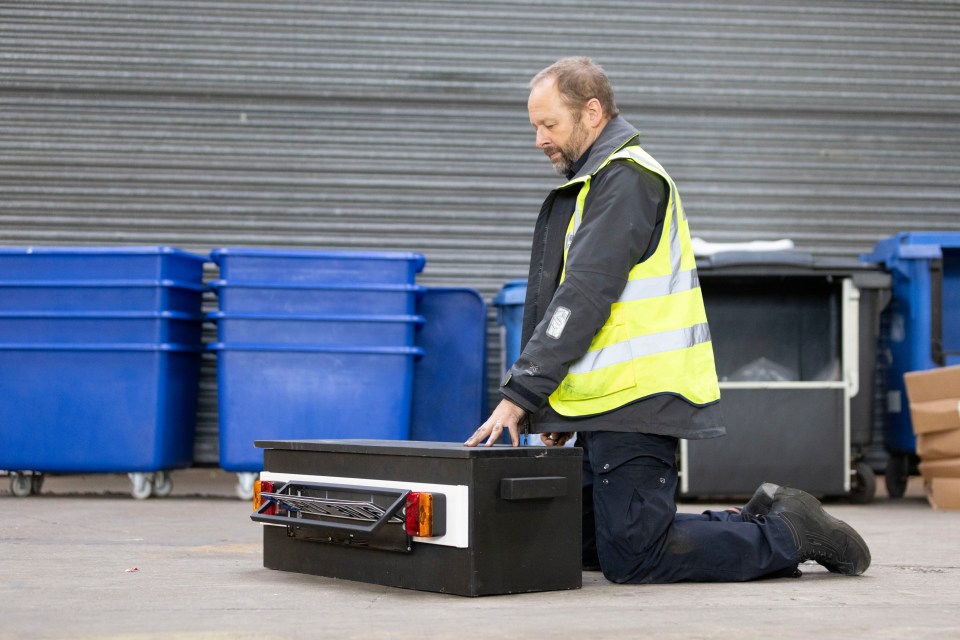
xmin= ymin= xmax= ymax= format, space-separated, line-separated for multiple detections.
xmin=535 ymin=128 xmax=550 ymax=148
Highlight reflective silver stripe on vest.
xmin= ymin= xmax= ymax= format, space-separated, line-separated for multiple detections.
xmin=620 ymin=268 xmax=699 ymax=302
xmin=570 ymin=181 xmax=586 ymax=237
xmin=567 ymin=322 xmax=712 ymax=375
xmin=668 ymin=194 xmax=681 ymax=274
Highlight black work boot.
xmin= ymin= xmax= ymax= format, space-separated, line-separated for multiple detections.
xmin=741 ymin=482 xmax=779 ymax=519
xmin=765 ymin=486 xmax=871 ymax=576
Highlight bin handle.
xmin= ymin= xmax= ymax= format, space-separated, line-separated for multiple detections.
xmin=842 ymin=278 xmax=860 ymax=399
xmin=930 ymin=258 xmax=945 ymax=366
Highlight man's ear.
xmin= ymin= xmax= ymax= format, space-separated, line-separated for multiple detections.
xmin=584 ymin=98 xmax=604 ymax=127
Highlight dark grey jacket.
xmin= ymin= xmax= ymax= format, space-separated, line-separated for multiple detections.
xmin=500 ymin=116 xmax=725 ymax=440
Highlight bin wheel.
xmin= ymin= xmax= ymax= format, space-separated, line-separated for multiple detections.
xmin=885 ymin=453 xmax=910 ymax=499
xmin=129 ymin=473 xmax=153 ymax=500
xmin=236 ymin=473 xmax=256 ymax=501
xmin=30 ymin=473 xmax=45 ymax=495
xmin=10 ymin=473 xmax=32 ymax=497
xmin=153 ymin=472 xmax=173 ymax=498
xmin=849 ymin=462 xmax=876 ymax=504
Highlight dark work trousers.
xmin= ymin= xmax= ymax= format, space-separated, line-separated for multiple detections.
xmin=579 ymin=430 xmax=800 ymax=583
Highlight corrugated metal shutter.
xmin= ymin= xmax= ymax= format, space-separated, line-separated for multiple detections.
xmin=2 ymin=1 xmax=959 ymax=464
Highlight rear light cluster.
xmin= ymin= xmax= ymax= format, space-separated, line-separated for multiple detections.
xmin=253 ymin=479 xmax=276 ymax=515
xmin=404 ymin=491 xmax=435 ymax=537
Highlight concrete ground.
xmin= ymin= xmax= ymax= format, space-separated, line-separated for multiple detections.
xmin=1 ymin=468 xmax=958 ymax=640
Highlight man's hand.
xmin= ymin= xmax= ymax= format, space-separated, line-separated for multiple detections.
xmin=464 ymin=399 xmax=526 ymax=447
xmin=540 ymin=432 xmax=574 ymax=447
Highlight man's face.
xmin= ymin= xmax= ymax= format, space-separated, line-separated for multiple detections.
xmin=528 ymin=79 xmax=591 ymax=176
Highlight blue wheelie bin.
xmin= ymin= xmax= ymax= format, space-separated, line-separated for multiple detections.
xmin=493 ymin=279 xmax=559 ymax=447
xmin=492 ymin=279 xmax=527 ymax=379
xmin=208 ymin=247 xmax=428 ymax=499
xmin=0 ymin=247 xmax=207 ymax=499
xmin=408 ymin=288 xmax=487 ymax=442
xmin=862 ymin=232 xmax=960 ymax=497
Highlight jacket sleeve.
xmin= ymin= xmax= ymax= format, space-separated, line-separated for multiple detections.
xmin=501 ymin=161 xmax=667 ymax=413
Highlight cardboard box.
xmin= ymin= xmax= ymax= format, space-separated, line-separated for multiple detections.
xmin=924 ymin=478 xmax=960 ymax=510
xmin=918 ymin=457 xmax=960 ymax=480
xmin=904 ymin=365 xmax=960 ymax=435
xmin=916 ymin=428 xmax=960 ymax=460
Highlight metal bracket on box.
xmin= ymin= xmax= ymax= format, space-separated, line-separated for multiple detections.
xmin=252 ymin=480 xmax=445 ymax=553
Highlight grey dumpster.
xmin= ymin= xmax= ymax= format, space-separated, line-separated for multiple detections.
xmin=681 ymin=251 xmax=890 ymax=503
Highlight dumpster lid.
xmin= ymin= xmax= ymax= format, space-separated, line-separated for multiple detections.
xmin=696 ymin=250 xmax=814 ymax=269
xmin=254 ymin=438 xmax=582 ymax=459
xmin=697 ymin=252 xmax=889 ymax=285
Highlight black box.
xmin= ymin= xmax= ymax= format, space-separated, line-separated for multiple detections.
xmin=253 ymin=439 xmax=582 ymax=597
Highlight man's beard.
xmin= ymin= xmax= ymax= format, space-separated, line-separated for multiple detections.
xmin=544 ymin=117 xmax=589 ymax=176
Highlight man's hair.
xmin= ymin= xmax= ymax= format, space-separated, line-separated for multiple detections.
xmin=530 ymin=57 xmax=619 ymax=119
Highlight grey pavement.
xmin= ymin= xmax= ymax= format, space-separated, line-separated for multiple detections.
xmin=1 ymin=469 xmax=958 ymax=640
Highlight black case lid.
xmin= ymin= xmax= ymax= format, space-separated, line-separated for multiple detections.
xmin=255 ymin=438 xmax=582 ymax=459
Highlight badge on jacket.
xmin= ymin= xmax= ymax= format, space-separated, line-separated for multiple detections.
xmin=546 ymin=306 xmax=571 ymax=339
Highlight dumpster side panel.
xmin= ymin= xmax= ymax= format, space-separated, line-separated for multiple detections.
xmin=685 ymin=388 xmax=846 ymax=496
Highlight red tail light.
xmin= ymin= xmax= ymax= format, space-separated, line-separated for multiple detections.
xmin=405 ymin=492 xmax=435 ymax=537
xmin=253 ymin=479 xmax=276 ymax=515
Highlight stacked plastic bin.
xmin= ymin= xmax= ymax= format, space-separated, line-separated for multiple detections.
xmin=0 ymin=247 xmax=207 ymax=499
xmin=862 ymin=232 xmax=960 ymax=498
xmin=208 ymin=248 xmax=426 ymax=498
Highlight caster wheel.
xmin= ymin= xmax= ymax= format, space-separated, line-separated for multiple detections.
xmin=236 ymin=473 xmax=256 ymax=501
xmin=885 ymin=453 xmax=910 ymax=499
xmin=11 ymin=473 xmax=32 ymax=497
xmin=153 ymin=472 xmax=173 ymax=498
xmin=129 ymin=473 xmax=153 ymax=500
xmin=849 ymin=462 xmax=876 ymax=504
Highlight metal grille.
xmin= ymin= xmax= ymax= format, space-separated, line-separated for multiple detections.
xmin=261 ymin=491 xmax=404 ymax=524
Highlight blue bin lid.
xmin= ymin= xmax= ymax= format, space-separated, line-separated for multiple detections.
xmin=209 ymin=247 xmax=426 ymax=273
xmin=206 ymin=342 xmax=424 ymax=356
xmin=0 ymin=278 xmax=206 ymax=291
xmin=0 ymin=246 xmax=207 ymax=262
xmin=492 ymin=279 xmax=528 ymax=306
xmin=0 ymin=342 xmax=202 ymax=352
xmin=206 ymin=311 xmax=424 ymax=325
xmin=207 ymin=279 xmax=425 ymax=294
xmin=0 ymin=310 xmax=202 ymax=320
xmin=863 ymin=232 xmax=960 ymax=265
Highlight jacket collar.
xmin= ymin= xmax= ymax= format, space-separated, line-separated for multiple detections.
xmin=564 ymin=115 xmax=640 ymax=183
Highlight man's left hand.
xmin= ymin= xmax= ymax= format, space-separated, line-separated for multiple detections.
xmin=464 ymin=399 xmax=526 ymax=447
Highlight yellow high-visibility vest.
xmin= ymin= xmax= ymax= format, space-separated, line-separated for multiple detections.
xmin=548 ymin=142 xmax=721 ymax=416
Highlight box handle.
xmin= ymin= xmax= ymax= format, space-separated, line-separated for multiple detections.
xmin=500 ymin=476 xmax=567 ymax=500
xmin=930 ymin=258 xmax=944 ymax=366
